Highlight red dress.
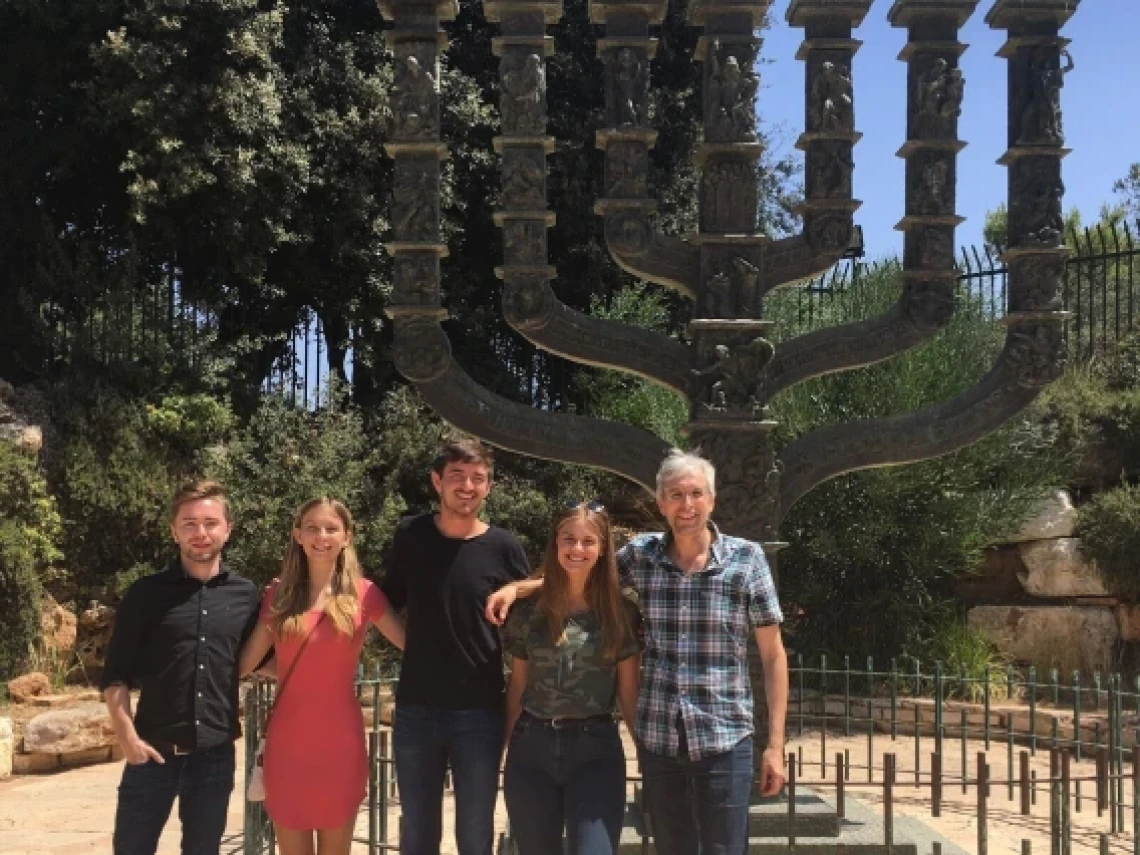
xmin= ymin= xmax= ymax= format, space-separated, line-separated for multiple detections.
xmin=259 ymin=578 xmax=388 ymax=829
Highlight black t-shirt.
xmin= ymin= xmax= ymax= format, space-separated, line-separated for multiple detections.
xmin=381 ymin=513 xmax=530 ymax=709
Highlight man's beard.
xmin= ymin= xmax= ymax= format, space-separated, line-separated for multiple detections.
xmin=441 ymin=493 xmax=483 ymax=518
xmin=182 ymin=545 xmax=224 ymax=565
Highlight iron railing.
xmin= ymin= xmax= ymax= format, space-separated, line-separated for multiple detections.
xmin=787 ymin=221 xmax=1140 ymax=361
xmin=241 ymin=658 xmax=1140 ymax=855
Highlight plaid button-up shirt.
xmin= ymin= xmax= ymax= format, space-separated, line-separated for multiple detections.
xmin=618 ymin=523 xmax=783 ymax=760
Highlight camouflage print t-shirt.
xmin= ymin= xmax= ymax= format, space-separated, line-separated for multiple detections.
xmin=502 ymin=596 xmax=641 ymax=719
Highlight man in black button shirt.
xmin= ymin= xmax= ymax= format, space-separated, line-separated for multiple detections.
xmin=101 ymin=480 xmax=260 ymax=855
xmin=381 ymin=438 xmax=530 ymax=855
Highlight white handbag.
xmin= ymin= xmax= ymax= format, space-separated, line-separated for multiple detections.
xmin=247 ymin=739 xmax=268 ymax=802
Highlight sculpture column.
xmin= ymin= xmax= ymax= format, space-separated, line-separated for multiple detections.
xmin=988 ymin=0 xmax=1076 ymax=369
xmin=889 ymin=0 xmax=975 ymax=331
xmin=685 ymin=0 xmax=778 ymax=550
xmin=488 ymin=0 xmax=562 ymax=336
xmin=382 ymin=0 xmax=456 ymax=385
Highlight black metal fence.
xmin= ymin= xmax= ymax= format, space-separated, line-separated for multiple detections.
xmin=11 ymin=221 xmax=1138 ymax=407
xmin=241 ymin=657 xmax=1140 ymax=855
xmin=786 ymin=221 xmax=1140 ymax=361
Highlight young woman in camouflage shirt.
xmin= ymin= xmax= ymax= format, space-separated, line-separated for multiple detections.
xmin=501 ymin=502 xmax=641 ymax=855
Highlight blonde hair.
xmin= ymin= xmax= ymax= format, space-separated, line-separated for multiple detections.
xmin=269 ymin=498 xmax=363 ymax=638
xmin=534 ymin=504 xmax=632 ymax=660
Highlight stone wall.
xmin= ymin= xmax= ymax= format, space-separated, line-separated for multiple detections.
xmin=965 ymin=490 xmax=1136 ymax=674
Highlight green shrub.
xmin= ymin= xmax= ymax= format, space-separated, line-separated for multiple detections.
xmin=0 ymin=442 xmax=62 ymax=679
xmin=205 ymin=384 xmax=383 ymax=584
xmin=1076 ymin=484 xmax=1140 ymax=598
xmin=47 ymin=382 xmax=234 ymax=596
xmin=915 ymin=621 xmax=1016 ymax=703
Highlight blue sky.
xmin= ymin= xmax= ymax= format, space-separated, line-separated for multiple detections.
xmin=756 ymin=1 xmax=1138 ymax=259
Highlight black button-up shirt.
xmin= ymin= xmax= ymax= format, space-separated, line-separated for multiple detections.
xmin=100 ymin=560 xmax=261 ymax=752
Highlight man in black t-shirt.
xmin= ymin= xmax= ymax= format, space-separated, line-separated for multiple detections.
xmin=381 ymin=437 xmax=529 ymax=855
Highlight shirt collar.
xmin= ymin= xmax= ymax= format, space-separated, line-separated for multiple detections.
xmin=658 ymin=521 xmax=726 ymax=574
xmin=166 ymin=558 xmax=230 ymax=584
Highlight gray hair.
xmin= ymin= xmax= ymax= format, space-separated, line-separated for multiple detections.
xmin=655 ymin=449 xmax=716 ymax=497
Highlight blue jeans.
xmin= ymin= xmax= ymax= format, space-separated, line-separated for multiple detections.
xmin=112 ymin=741 xmax=235 ymax=855
xmin=639 ymin=735 xmax=753 ymax=855
xmin=503 ymin=713 xmax=626 ymax=855
xmin=392 ymin=703 xmax=504 ymax=855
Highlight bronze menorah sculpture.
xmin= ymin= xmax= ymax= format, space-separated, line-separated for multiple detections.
xmin=382 ymin=0 xmax=1076 ymax=561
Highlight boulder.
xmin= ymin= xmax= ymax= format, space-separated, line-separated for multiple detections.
xmin=0 ymin=380 xmax=45 ymax=455
xmin=1006 ymin=490 xmax=1077 ymax=544
xmin=0 ymin=718 xmax=13 ymax=779
xmin=957 ymin=546 xmax=1030 ymax=604
xmin=1117 ymin=605 xmax=1140 ymax=642
xmin=6 ymin=672 xmax=51 ymax=703
xmin=21 ymin=703 xmax=116 ymax=754
xmin=968 ymin=605 xmax=1119 ymax=674
xmin=69 ymin=601 xmax=115 ymax=682
xmin=41 ymin=595 xmax=77 ymax=656
xmin=1017 ymin=538 xmax=1110 ymax=597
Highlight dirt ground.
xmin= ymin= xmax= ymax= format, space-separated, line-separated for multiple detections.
xmin=0 ymin=727 xmax=1134 ymax=854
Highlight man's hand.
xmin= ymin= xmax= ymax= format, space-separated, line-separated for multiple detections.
xmin=758 ymin=744 xmax=785 ymax=796
xmin=122 ymin=736 xmax=164 ymax=765
xmin=485 ymin=585 xmax=518 ymax=626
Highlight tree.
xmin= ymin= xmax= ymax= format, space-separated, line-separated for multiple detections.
xmin=1115 ymin=163 xmax=1140 ymax=219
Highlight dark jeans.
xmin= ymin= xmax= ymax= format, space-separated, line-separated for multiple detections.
xmin=112 ymin=741 xmax=236 ymax=855
xmin=392 ymin=703 xmax=504 ymax=855
xmin=639 ymin=735 xmax=754 ymax=855
xmin=503 ymin=713 xmax=626 ymax=855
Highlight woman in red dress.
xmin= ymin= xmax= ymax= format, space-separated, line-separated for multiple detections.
xmin=240 ymin=498 xmax=405 ymax=855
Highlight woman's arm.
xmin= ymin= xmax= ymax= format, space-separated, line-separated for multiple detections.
xmin=238 ymin=622 xmax=274 ymax=679
xmin=504 ymin=657 xmax=529 ymax=750
xmin=372 ymin=610 xmax=406 ymax=651
xmin=615 ymin=654 xmax=640 ymax=736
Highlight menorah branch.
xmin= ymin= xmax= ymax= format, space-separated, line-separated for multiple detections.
xmin=394 ymin=318 xmax=670 ymax=489
xmin=776 ymin=322 xmax=1059 ymax=518
xmin=501 ymin=270 xmax=694 ymax=395
xmin=776 ymin=0 xmax=1078 ymax=522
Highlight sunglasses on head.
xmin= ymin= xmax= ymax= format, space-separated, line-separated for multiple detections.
xmin=564 ymin=500 xmax=605 ymax=513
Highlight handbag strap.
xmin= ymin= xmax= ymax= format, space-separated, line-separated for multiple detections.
xmin=264 ymin=611 xmax=326 ymax=729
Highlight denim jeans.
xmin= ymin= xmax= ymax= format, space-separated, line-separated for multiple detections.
xmin=503 ymin=713 xmax=626 ymax=855
xmin=112 ymin=741 xmax=236 ymax=855
xmin=639 ymin=735 xmax=754 ymax=855
xmin=392 ymin=703 xmax=504 ymax=855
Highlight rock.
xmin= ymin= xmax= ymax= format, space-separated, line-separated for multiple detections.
xmin=12 ymin=752 xmax=60 ymax=773
xmin=21 ymin=703 xmax=116 ymax=754
xmin=73 ymin=601 xmax=115 ymax=675
xmin=59 ymin=745 xmax=114 ymax=769
xmin=968 ymin=605 xmax=1119 ymax=674
xmin=29 ymin=691 xmax=100 ymax=708
xmin=40 ymin=595 xmax=77 ymax=656
xmin=1118 ymin=605 xmax=1140 ymax=642
xmin=1017 ymin=538 xmax=1110 ymax=597
xmin=0 ymin=718 xmax=13 ymax=779
xmin=6 ymin=672 xmax=51 ymax=703
xmin=0 ymin=380 xmax=45 ymax=456
xmin=1006 ymin=490 xmax=1077 ymax=543
xmin=957 ymin=546 xmax=1029 ymax=604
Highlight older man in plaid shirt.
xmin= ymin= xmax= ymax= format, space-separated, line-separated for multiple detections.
xmin=486 ymin=450 xmax=789 ymax=855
